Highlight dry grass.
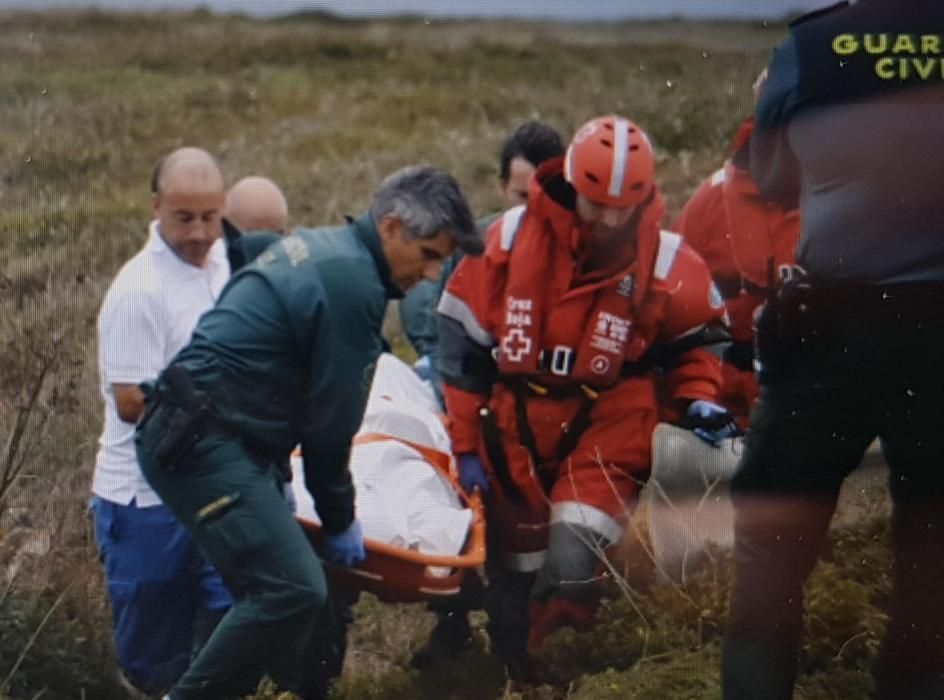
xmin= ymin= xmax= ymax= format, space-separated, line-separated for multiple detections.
xmin=0 ymin=9 xmax=892 ymax=700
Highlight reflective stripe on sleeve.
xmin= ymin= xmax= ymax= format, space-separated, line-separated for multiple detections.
xmin=437 ymin=290 xmax=495 ymax=347
xmin=671 ymin=323 xmax=730 ymax=358
xmin=654 ymin=230 xmax=683 ymax=280
xmin=551 ymin=501 xmax=624 ymax=545
xmin=672 ymin=323 xmax=707 ymax=342
xmin=501 ymin=549 xmax=548 ymax=572
xmin=499 ymin=205 xmax=526 ymax=252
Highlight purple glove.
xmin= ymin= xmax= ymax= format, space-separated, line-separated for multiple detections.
xmin=458 ymin=453 xmax=489 ymax=494
xmin=323 ymin=519 xmax=366 ymax=567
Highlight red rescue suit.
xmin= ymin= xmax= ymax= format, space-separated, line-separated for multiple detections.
xmin=437 ymin=159 xmax=726 ymax=645
xmin=674 ymin=167 xmax=751 ymax=425
xmin=675 ymin=120 xmax=799 ymax=427
xmin=721 ymin=159 xmax=800 ymax=423
xmin=673 ymin=167 xmax=742 ymax=301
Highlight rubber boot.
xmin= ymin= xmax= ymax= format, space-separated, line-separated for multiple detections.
xmin=409 ymin=610 xmax=473 ymax=670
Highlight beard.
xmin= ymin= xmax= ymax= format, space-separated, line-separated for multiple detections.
xmin=577 ymin=220 xmax=639 ymax=275
xmin=590 ymin=222 xmax=629 ymax=247
xmin=587 ymin=221 xmax=637 ymax=256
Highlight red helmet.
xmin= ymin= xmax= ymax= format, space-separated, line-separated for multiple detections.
xmin=563 ymin=115 xmax=655 ymax=208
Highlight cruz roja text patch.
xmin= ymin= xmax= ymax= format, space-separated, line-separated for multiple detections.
xmin=502 ymin=296 xmax=534 ymax=363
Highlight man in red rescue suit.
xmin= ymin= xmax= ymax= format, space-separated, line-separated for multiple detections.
xmin=674 ymin=117 xmax=800 ymax=428
xmin=436 ymin=115 xmax=731 ymax=679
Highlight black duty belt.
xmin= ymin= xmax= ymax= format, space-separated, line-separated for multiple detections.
xmin=140 ymin=367 xmax=286 ymax=474
xmin=785 ymin=279 xmax=944 ymax=323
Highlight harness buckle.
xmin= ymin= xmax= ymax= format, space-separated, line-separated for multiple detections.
xmin=579 ymin=384 xmax=599 ymax=401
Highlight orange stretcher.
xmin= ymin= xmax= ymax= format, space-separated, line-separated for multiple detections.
xmin=295 ymin=433 xmax=487 ymax=603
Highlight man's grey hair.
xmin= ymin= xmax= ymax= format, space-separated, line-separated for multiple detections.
xmin=369 ymin=165 xmax=483 ymax=255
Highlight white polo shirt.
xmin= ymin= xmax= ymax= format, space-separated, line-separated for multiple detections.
xmin=92 ymin=221 xmax=230 ymax=507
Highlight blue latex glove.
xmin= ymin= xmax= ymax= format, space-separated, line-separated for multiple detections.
xmin=686 ymin=400 xmax=744 ymax=447
xmin=457 ymin=453 xmax=489 ymax=494
xmin=323 ymin=519 xmax=366 ymax=567
xmin=413 ymin=354 xmax=434 ymax=382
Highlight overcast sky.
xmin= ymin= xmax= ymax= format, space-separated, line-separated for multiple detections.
xmin=0 ymin=0 xmax=835 ymax=21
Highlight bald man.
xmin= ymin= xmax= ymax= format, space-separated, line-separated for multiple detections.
xmin=91 ymin=147 xmax=232 ymax=697
xmin=225 ymin=175 xmax=288 ymax=235
xmin=222 ymin=176 xmax=288 ymax=273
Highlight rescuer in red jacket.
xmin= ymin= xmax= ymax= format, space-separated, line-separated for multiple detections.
xmin=674 ymin=117 xmax=800 ymax=427
xmin=436 ymin=115 xmax=732 ymax=680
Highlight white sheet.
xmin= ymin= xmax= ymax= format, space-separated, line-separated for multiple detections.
xmin=292 ymin=354 xmax=472 ymax=558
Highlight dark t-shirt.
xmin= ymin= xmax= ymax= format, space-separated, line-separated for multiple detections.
xmin=752 ymin=0 xmax=944 ymax=283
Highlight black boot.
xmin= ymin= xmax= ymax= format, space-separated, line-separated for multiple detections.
xmin=482 ymin=569 xmax=536 ymax=685
xmin=409 ymin=610 xmax=473 ymax=669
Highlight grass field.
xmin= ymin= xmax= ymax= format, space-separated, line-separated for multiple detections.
xmin=0 ymin=9 xmax=892 ymax=699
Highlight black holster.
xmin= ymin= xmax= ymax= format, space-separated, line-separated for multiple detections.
xmin=754 ymin=273 xmax=824 ymax=385
xmin=138 ymin=366 xmax=213 ymax=472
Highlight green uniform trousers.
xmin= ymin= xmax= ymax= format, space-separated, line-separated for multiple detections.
xmin=722 ymin=283 xmax=944 ymax=700
xmin=137 ymin=431 xmax=331 ymax=700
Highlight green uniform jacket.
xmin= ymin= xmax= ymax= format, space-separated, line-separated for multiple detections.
xmin=223 ymin=218 xmax=282 ymax=272
xmin=168 ymin=213 xmax=398 ymax=533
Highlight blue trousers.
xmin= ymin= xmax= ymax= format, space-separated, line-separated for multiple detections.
xmin=92 ymin=495 xmax=232 ymax=694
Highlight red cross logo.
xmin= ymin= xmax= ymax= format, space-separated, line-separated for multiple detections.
xmin=502 ymin=328 xmax=532 ymax=363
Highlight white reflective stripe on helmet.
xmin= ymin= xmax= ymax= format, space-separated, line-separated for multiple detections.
xmin=499 ymin=204 xmax=527 ymax=252
xmin=563 ymin=144 xmax=575 ymax=184
xmin=607 ymin=117 xmax=631 ymax=199
xmin=501 ymin=549 xmax=547 ymax=572
xmin=654 ymin=230 xmax=683 ymax=280
xmin=437 ymin=290 xmax=495 ymax=347
xmin=551 ymin=501 xmax=624 ymax=544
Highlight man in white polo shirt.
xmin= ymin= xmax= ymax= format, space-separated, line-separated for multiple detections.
xmin=91 ymin=147 xmax=232 ymax=697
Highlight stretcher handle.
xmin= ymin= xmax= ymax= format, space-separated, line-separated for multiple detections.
xmin=296 ymin=433 xmax=486 ymax=569
xmin=297 ymin=490 xmax=485 ymax=570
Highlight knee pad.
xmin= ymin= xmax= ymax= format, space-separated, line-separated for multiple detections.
xmin=533 ymin=523 xmax=609 ymax=602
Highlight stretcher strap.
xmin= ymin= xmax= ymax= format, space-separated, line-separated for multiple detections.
xmin=351 ymin=432 xmax=466 ymax=499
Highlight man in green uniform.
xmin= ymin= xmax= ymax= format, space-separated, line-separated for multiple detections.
xmin=135 ymin=165 xmax=481 ymax=700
